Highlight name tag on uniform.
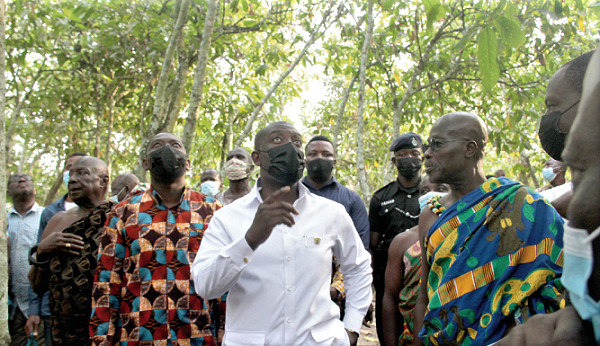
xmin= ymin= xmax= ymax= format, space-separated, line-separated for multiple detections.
xmin=381 ymin=199 xmax=394 ymax=206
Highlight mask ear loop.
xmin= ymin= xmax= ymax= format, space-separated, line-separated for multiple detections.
xmin=583 ymin=225 xmax=600 ymax=244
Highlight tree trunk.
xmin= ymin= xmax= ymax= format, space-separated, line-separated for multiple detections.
xmin=234 ymin=0 xmax=337 ymax=147
xmin=136 ymin=0 xmax=190 ymax=179
xmin=332 ymin=74 xmax=357 ymax=154
xmin=105 ymin=86 xmax=118 ymax=179
xmin=0 ymin=0 xmax=11 ymax=342
xmin=355 ymin=0 xmax=374 ymax=202
xmin=44 ymin=159 xmax=64 ymax=206
xmin=182 ymin=0 xmax=218 ymax=154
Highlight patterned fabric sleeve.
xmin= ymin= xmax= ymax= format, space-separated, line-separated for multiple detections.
xmin=90 ymin=207 xmax=126 ymax=346
xmin=331 ymin=265 xmax=346 ymax=299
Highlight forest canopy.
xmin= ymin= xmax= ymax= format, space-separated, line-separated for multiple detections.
xmin=5 ymin=0 xmax=600 ymax=205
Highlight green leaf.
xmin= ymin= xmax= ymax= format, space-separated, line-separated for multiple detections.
xmin=241 ymin=0 xmax=249 ymax=13
xmin=490 ymin=0 xmax=507 ymax=19
xmin=495 ymin=16 xmax=525 ymax=48
xmin=477 ymin=27 xmax=500 ymax=89
xmin=255 ymin=63 xmax=269 ymax=75
xmin=554 ymin=0 xmax=563 ymax=17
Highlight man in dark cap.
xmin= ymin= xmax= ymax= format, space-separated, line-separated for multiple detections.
xmin=369 ymin=132 xmax=424 ymax=345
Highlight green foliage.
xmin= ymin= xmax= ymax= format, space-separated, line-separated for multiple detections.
xmin=5 ymin=0 xmax=600 ymax=204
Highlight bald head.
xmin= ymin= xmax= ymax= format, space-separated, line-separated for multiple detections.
xmin=111 ymin=173 xmax=140 ymax=202
xmin=68 ymin=156 xmax=109 ymax=207
xmin=433 ymin=112 xmax=488 ymax=158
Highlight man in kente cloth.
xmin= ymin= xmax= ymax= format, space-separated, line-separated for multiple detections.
xmin=29 ymin=156 xmax=113 ymax=345
xmin=412 ymin=112 xmax=565 ymax=346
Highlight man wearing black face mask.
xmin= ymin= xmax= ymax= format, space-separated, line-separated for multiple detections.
xmin=539 ymin=51 xmax=594 ymax=161
xmin=369 ymin=132 xmax=423 ymax=345
xmin=301 ymin=135 xmax=369 ymax=249
xmin=192 ymin=122 xmax=372 ymax=346
xmin=90 ymin=133 xmax=222 ymax=345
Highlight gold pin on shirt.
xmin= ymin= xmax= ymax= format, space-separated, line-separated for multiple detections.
xmin=314 ymin=237 xmax=321 ymax=245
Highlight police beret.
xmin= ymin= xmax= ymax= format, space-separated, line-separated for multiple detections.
xmin=389 ymin=132 xmax=423 ymax=152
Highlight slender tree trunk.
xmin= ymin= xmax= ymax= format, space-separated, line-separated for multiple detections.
xmin=0 ymin=0 xmax=11 ymax=342
xmin=234 ymin=0 xmax=337 ymax=147
xmin=355 ymin=0 xmax=374 ymax=202
xmin=44 ymin=159 xmax=64 ymax=206
xmin=137 ymin=0 xmax=190 ymax=180
xmin=151 ymin=0 xmax=190 ymax=125
xmin=182 ymin=0 xmax=218 ymax=154
xmin=105 ymin=87 xmax=118 ymax=179
xmin=162 ymin=44 xmax=192 ymax=134
xmin=332 ymin=75 xmax=357 ymax=154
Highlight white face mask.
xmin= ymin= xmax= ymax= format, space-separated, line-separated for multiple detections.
xmin=201 ymin=181 xmax=220 ymax=197
xmin=109 ymin=195 xmax=120 ymax=203
xmin=542 ymin=167 xmax=557 ymax=182
xmin=63 ymin=171 xmax=70 ymax=186
xmin=562 ymin=223 xmax=600 ymax=344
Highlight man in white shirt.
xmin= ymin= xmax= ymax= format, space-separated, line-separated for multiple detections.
xmin=192 ymin=121 xmax=372 ymax=346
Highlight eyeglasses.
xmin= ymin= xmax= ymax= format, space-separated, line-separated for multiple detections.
xmin=8 ymin=174 xmax=33 ymax=183
xmin=423 ymin=138 xmax=470 ymax=152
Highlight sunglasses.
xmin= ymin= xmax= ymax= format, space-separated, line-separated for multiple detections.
xmin=423 ymin=138 xmax=471 ymax=152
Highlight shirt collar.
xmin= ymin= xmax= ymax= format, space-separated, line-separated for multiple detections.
xmin=9 ymin=202 xmax=41 ymax=216
xmin=301 ymin=176 xmax=338 ymax=191
xmin=149 ymin=186 xmax=190 ymax=207
xmin=244 ymin=178 xmax=309 ymax=205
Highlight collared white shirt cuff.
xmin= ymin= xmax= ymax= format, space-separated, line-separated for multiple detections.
xmin=343 ymin=309 xmax=365 ymax=334
xmin=221 ymin=235 xmax=255 ymax=266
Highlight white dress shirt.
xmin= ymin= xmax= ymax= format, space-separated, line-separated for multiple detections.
xmin=192 ymin=182 xmax=372 ymax=346
xmin=7 ymin=202 xmax=44 ymax=317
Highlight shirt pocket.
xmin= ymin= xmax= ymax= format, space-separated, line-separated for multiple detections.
xmin=224 ymin=330 xmax=265 ymax=346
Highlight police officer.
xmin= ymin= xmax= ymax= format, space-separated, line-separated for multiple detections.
xmin=369 ymin=132 xmax=423 ymax=345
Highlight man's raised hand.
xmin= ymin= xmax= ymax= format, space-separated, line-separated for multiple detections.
xmin=245 ymin=186 xmax=299 ymax=250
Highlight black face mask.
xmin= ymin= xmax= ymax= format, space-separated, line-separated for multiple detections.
xmin=539 ymin=110 xmax=568 ymax=161
xmin=396 ymin=157 xmax=422 ymax=180
xmin=262 ymin=142 xmax=305 ymax=185
xmin=538 ymin=100 xmax=579 ymax=161
xmin=147 ymin=145 xmax=187 ymax=182
xmin=306 ymin=158 xmax=334 ymax=183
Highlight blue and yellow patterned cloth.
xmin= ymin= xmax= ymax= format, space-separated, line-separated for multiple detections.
xmin=419 ymin=177 xmax=565 ymax=346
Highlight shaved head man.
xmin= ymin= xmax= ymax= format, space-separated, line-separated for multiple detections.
xmin=110 ymin=173 xmax=139 ymax=203
xmin=413 ymin=112 xmax=564 ymax=346
xmin=30 ymin=156 xmax=112 ymax=345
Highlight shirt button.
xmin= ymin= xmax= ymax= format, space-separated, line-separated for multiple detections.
xmin=243 ymin=258 xmax=249 ymax=263
xmin=385 ymin=209 xmax=388 ymax=212
xmin=287 ymin=318 xmax=291 ymax=323
xmin=284 ymin=230 xmax=289 ymax=234
xmin=286 ymin=256 xmax=291 ymax=261
xmin=408 ymin=194 xmax=412 ymax=198
xmin=287 ymin=286 xmax=293 ymax=291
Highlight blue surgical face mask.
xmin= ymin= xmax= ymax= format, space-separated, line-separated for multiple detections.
xmin=542 ymin=167 xmax=557 ymax=182
xmin=562 ymin=223 xmax=600 ymax=344
xmin=201 ymin=181 xmax=220 ymax=197
xmin=418 ymin=191 xmax=447 ymax=212
xmin=63 ymin=171 xmax=70 ymax=186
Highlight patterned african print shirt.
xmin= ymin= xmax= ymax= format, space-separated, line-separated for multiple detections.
xmin=90 ymin=187 xmax=221 ymax=346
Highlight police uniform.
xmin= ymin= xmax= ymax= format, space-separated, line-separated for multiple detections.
xmin=369 ymin=132 xmax=423 ymax=346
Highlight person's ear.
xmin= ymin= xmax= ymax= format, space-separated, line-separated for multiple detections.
xmin=332 ymin=159 xmax=337 ymax=167
xmin=142 ymin=157 xmax=150 ymax=171
xmin=100 ymin=175 xmax=109 ymax=188
xmin=252 ymin=151 xmax=261 ymax=166
xmin=391 ymin=157 xmax=396 ymax=166
xmin=185 ymin=159 xmax=191 ymax=171
xmin=465 ymin=141 xmax=478 ymax=158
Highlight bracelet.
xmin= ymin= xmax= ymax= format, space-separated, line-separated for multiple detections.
xmin=28 ymin=246 xmax=50 ymax=267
